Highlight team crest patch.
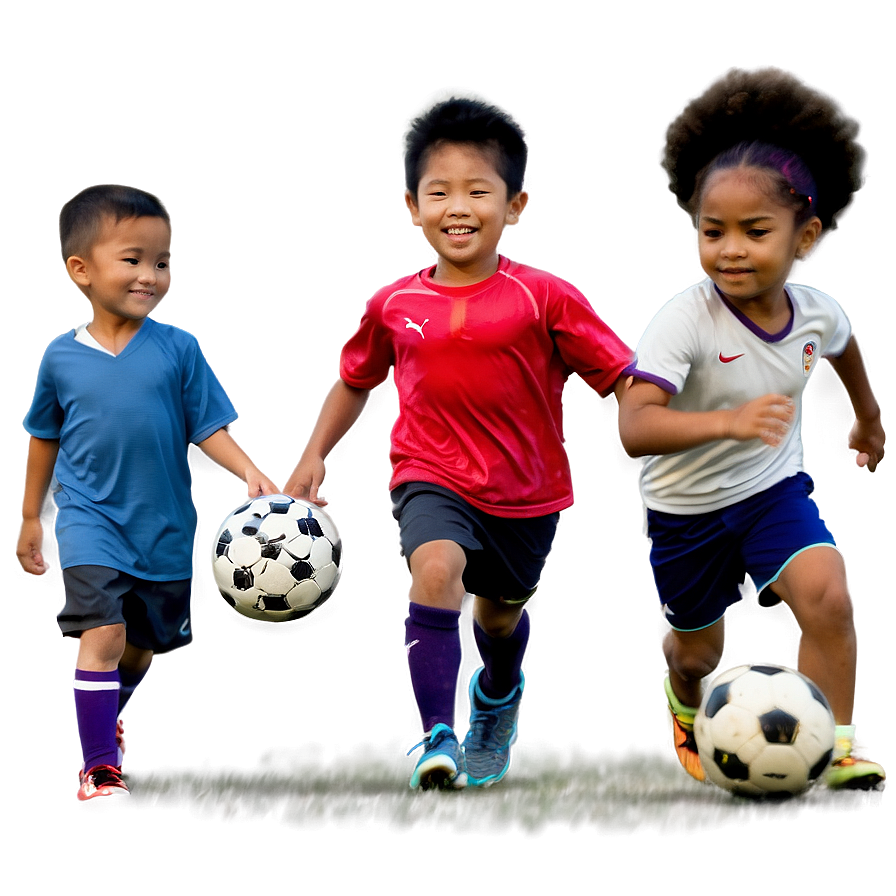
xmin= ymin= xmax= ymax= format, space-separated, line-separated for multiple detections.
xmin=802 ymin=341 xmax=817 ymax=376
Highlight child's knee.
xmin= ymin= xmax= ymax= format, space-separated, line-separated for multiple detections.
xmin=473 ymin=596 xmax=526 ymax=639
xmin=409 ymin=541 xmax=466 ymax=607
xmin=120 ymin=642 xmax=154 ymax=676
xmin=664 ymin=629 xmax=723 ymax=682
xmin=415 ymin=555 xmax=458 ymax=592
xmin=800 ymin=581 xmax=855 ymax=635
xmin=77 ymin=623 xmax=127 ymax=669
xmin=671 ymin=652 xmax=721 ymax=683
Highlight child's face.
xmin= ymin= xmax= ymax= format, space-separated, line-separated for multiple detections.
xmin=67 ymin=215 xmax=171 ymax=324
xmin=405 ymin=141 xmax=527 ymax=285
xmin=697 ymin=168 xmax=820 ymax=310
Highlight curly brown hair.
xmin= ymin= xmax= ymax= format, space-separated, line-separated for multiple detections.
xmin=662 ymin=68 xmax=863 ymax=231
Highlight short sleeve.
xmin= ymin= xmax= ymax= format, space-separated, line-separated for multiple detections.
xmin=23 ymin=342 xmax=66 ymax=439
xmin=179 ymin=336 xmax=238 ymax=444
xmin=632 ymin=298 xmax=702 ymax=396
xmin=546 ymin=282 xmax=633 ymax=397
xmin=817 ymin=293 xmax=852 ymax=358
xmin=340 ymin=295 xmax=395 ymax=389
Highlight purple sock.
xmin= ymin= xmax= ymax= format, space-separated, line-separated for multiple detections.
xmin=405 ymin=602 xmax=461 ymax=732
xmin=74 ymin=669 xmax=121 ymax=771
xmin=118 ymin=664 xmax=149 ymax=713
xmin=474 ymin=609 xmax=530 ymax=700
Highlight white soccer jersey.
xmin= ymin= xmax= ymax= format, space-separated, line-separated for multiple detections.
xmin=634 ymin=279 xmax=851 ymax=513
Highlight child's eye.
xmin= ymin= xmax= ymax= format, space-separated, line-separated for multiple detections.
xmin=157 ymin=261 xmax=169 ymax=270
xmin=123 ymin=257 xmax=139 ymax=265
xmin=747 ymin=228 xmax=770 ymax=238
xmin=702 ymin=229 xmax=722 ymax=239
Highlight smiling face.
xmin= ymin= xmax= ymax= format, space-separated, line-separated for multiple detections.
xmin=698 ymin=168 xmax=821 ymax=319
xmin=405 ymin=141 xmax=527 ymax=286
xmin=67 ymin=215 xmax=171 ymax=329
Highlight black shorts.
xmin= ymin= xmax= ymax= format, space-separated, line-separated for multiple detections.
xmin=391 ymin=482 xmax=559 ymax=603
xmin=59 ymin=566 xmax=193 ymax=654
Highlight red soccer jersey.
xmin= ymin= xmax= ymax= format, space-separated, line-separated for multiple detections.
xmin=340 ymin=257 xmax=633 ymax=518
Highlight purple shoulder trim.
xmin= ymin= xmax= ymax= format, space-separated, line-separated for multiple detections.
xmin=625 ymin=363 xmax=678 ymax=395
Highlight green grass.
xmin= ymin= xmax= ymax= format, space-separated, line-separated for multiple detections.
xmin=127 ymin=742 xmax=886 ymax=839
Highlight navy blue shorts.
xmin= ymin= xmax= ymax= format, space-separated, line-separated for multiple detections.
xmin=59 ymin=566 xmax=192 ymax=653
xmin=646 ymin=473 xmax=836 ymax=632
xmin=391 ymin=482 xmax=559 ymax=603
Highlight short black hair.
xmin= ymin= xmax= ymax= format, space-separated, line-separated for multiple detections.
xmin=60 ymin=184 xmax=170 ymax=260
xmin=404 ymin=97 xmax=527 ymax=197
xmin=663 ymin=68 xmax=863 ymax=231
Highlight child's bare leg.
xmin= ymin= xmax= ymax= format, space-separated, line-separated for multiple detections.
xmin=664 ymin=617 xmax=725 ymax=708
xmin=409 ymin=539 xmax=466 ymax=611
xmin=662 ymin=619 xmax=723 ymax=781
xmin=474 ymin=596 xmax=524 ymax=638
xmin=118 ymin=641 xmax=153 ymax=713
xmin=120 ymin=641 xmax=153 ymax=673
xmin=770 ymin=546 xmax=856 ymax=724
xmin=770 ymin=547 xmax=887 ymax=789
xmin=77 ymin=623 xmax=127 ymax=671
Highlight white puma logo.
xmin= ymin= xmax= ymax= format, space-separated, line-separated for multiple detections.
xmin=405 ymin=639 xmax=420 ymax=655
xmin=405 ymin=318 xmax=429 ymax=338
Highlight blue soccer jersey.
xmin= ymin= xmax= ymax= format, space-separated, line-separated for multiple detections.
xmin=24 ymin=318 xmax=237 ymax=579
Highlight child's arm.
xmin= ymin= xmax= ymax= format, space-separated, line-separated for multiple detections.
xmin=17 ymin=436 xmax=59 ymax=575
xmin=283 ymin=380 xmax=370 ymax=506
xmin=197 ymin=429 xmax=280 ymax=497
xmin=618 ymin=379 xmax=795 ymax=458
xmin=827 ymin=335 xmax=885 ymax=472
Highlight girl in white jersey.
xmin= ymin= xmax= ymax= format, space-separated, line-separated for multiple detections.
xmin=619 ymin=68 xmax=885 ymax=790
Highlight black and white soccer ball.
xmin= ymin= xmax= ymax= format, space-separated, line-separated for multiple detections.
xmin=694 ymin=664 xmax=835 ymax=798
xmin=212 ymin=494 xmax=342 ymax=623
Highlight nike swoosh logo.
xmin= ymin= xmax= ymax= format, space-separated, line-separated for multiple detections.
xmin=719 ymin=352 xmax=745 ymax=363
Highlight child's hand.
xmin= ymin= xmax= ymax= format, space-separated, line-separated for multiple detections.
xmin=728 ymin=394 xmax=794 ymax=447
xmin=246 ymin=468 xmax=281 ymax=497
xmin=284 ymin=455 xmax=327 ymax=506
xmin=848 ymin=416 xmax=885 ymax=472
xmin=17 ymin=518 xmax=49 ymax=575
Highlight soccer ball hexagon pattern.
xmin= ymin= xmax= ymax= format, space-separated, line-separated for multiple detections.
xmin=213 ymin=494 xmax=342 ymax=622
xmin=694 ymin=664 xmax=835 ymax=797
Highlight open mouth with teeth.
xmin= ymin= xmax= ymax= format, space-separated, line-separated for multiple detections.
xmin=445 ymin=227 xmax=475 ymax=235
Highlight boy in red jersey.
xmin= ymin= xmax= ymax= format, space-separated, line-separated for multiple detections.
xmin=284 ymin=98 xmax=633 ymax=789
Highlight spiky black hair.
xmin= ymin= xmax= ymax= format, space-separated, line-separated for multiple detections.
xmin=404 ymin=97 xmax=527 ymax=197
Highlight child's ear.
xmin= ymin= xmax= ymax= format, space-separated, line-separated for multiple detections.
xmin=405 ymin=190 xmax=422 ymax=227
xmin=505 ymin=191 xmax=529 ymax=226
xmin=796 ymin=216 xmax=822 ymax=259
xmin=65 ymin=255 xmax=90 ymax=287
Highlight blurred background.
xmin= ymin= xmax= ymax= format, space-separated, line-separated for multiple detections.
xmin=0 ymin=0 xmax=894 ymax=893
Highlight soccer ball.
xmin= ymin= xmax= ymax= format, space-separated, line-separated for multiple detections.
xmin=212 ymin=494 xmax=342 ymax=622
xmin=694 ymin=664 xmax=835 ymax=798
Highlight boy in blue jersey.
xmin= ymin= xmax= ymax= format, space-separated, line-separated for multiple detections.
xmin=17 ymin=184 xmax=278 ymax=801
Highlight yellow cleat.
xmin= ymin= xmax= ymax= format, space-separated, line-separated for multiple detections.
xmin=670 ymin=709 xmax=706 ymax=782
xmin=665 ymin=675 xmax=705 ymax=782
xmin=825 ymin=735 xmax=885 ymax=791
